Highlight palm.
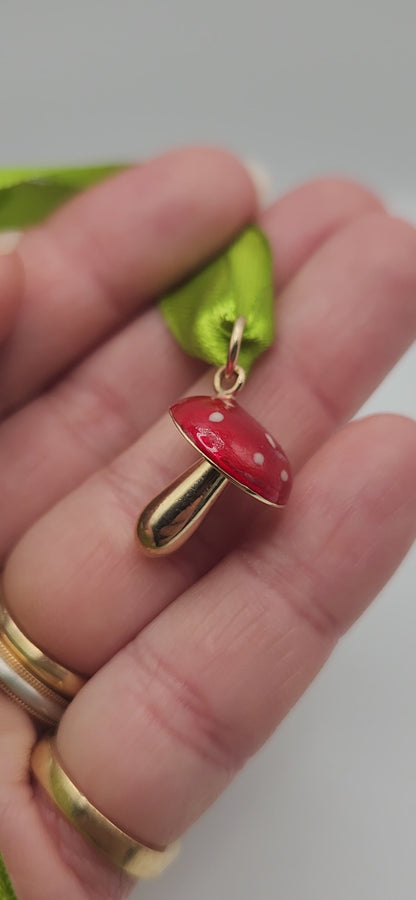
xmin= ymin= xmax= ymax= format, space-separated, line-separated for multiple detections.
xmin=0 ymin=149 xmax=415 ymax=900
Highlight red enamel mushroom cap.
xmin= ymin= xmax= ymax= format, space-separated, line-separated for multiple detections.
xmin=170 ymin=395 xmax=292 ymax=507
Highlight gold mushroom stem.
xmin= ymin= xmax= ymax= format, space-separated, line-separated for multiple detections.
xmin=137 ymin=458 xmax=228 ymax=555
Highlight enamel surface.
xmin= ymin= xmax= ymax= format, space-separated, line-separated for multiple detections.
xmin=170 ymin=395 xmax=292 ymax=506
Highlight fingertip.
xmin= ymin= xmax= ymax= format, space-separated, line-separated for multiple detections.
xmin=152 ymin=144 xmax=264 ymax=216
xmin=346 ymin=412 xmax=416 ymax=453
xmin=48 ymin=144 xmax=261 ymax=297
xmin=302 ymin=175 xmax=384 ymax=213
xmin=302 ymin=413 xmax=416 ymax=536
xmin=241 ymin=158 xmax=273 ymax=209
xmin=356 ymin=412 xmax=416 ymax=482
xmin=0 ymin=231 xmax=22 ymax=255
xmin=261 ymin=176 xmax=385 ymax=287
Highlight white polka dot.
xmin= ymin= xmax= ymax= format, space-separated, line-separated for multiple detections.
xmin=265 ymin=432 xmax=276 ymax=448
xmin=253 ymin=452 xmax=265 ymax=466
xmin=209 ymin=411 xmax=224 ymax=423
xmin=281 ymin=469 xmax=289 ymax=482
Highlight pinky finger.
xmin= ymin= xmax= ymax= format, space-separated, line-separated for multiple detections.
xmin=0 ymin=234 xmax=23 ymax=343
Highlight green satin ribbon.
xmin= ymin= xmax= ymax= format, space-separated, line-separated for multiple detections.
xmin=0 ymin=164 xmax=125 ymax=229
xmin=160 ymin=225 xmax=274 ymax=375
xmin=0 ymin=854 xmax=17 ymax=900
xmin=0 ymin=165 xmax=274 ymax=375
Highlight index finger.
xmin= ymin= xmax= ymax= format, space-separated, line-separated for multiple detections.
xmin=0 ymin=147 xmax=258 ymax=416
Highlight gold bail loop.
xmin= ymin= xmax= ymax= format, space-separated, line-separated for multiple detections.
xmin=213 ymin=316 xmax=247 ymax=395
xmin=225 ymin=315 xmax=246 ymax=378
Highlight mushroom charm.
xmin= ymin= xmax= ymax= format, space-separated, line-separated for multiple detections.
xmin=137 ymin=319 xmax=292 ymax=555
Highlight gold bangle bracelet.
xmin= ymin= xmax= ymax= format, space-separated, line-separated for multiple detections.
xmin=0 ymin=599 xmax=86 ymax=699
xmin=0 ymin=638 xmax=68 ymax=726
xmin=31 ymin=737 xmax=181 ymax=879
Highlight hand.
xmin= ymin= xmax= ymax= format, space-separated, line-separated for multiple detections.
xmin=0 ymin=147 xmax=415 ymax=900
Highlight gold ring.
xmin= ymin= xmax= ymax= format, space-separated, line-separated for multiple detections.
xmin=0 ymin=596 xmax=86 ymax=699
xmin=31 ymin=737 xmax=181 ymax=878
xmin=0 ymin=638 xmax=68 ymax=726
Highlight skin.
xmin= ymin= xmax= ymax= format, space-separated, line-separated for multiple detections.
xmin=0 ymin=147 xmax=414 ymax=900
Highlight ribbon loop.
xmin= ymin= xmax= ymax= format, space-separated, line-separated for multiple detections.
xmin=160 ymin=225 xmax=274 ymax=376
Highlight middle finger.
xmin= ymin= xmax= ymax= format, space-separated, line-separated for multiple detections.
xmin=3 ymin=209 xmax=416 ymax=675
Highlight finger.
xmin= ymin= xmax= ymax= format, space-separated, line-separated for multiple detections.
xmin=0 ymin=693 xmax=132 ymax=900
xmin=0 ymin=146 xmax=258 ymax=417
xmin=4 ymin=211 xmax=416 ymax=673
xmin=49 ymin=415 xmax=416 ymax=859
xmin=0 ymin=237 xmax=23 ymax=342
xmin=0 ymin=179 xmax=382 ymax=555
xmin=260 ymin=174 xmax=384 ymax=285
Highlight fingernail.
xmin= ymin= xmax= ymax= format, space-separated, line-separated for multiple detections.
xmin=0 ymin=231 xmax=22 ymax=255
xmin=242 ymin=160 xmax=273 ymax=208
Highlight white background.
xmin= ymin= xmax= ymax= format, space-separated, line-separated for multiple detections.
xmin=0 ymin=3 xmax=415 ymax=898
